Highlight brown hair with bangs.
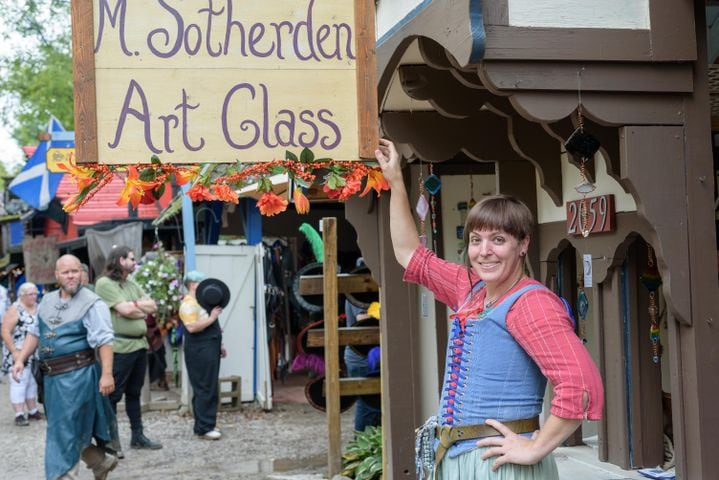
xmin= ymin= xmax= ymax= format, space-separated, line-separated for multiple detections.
xmin=462 ymin=194 xmax=534 ymax=269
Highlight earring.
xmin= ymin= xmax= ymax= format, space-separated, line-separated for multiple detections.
xmin=520 ymin=251 xmax=526 ymax=257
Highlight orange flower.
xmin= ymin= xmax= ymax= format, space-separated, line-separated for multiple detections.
xmin=360 ymin=169 xmax=390 ymax=197
xmin=187 ymin=184 xmax=216 ymax=202
xmin=117 ymin=166 xmax=157 ymax=208
xmin=57 ymin=158 xmax=97 ymax=191
xmin=62 ymin=192 xmax=83 ymax=213
xmin=293 ymin=188 xmax=310 ymax=214
xmin=257 ymin=192 xmax=288 ymax=216
xmin=323 ymin=178 xmax=362 ymax=201
xmin=212 ymin=184 xmax=239 ymax=204
xmin=174 ymin=166 xmax=200 ymax=186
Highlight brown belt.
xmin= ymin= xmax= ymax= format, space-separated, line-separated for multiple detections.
xmin=40 ymin=348 xmax=96 ymax=376
xmin=435 ymin=417 xmax=540 ymax=467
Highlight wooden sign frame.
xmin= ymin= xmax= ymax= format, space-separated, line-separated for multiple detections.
xmin=71 ymin=0 xmax=378 ymax=165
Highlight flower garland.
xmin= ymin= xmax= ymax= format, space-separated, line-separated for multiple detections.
xmin=59 ymin=148 xmax=389 ymax=216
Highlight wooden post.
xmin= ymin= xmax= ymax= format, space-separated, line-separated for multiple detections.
xmin=322 ymin=217 xmax=341 ymax=476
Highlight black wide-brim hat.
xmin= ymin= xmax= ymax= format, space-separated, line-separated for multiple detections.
xmin=196 ymin=278 xmax=231 ymax=313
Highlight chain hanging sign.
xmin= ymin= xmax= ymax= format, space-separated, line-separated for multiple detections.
xmin=71 ymin=0 xmax=378 ymax=165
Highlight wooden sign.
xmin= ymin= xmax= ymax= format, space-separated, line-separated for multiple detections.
xmin=71 ymin=0 xmax=378 ymax=164
xmin=22 ymin=237 xmax=59 ymax=284
xmin=566 ymin=194 xmax=616 ymax=236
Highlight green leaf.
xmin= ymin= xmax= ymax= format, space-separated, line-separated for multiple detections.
xmin=300 ymin=147 xmax=315 ymax=163
xmin=269 ymin=165 xmax=286 ymax=175
xmin=325 ymin=172 xmax=346 ymax=190
xmin=258 ymin=177 xmax=273 ymax=193
xmin=285 ymin=150 xmax=298 ymax=162
xmin=139 ymin=168 xmax=156 ymax=182
xmin=153 ymin=183 xmax=166 ymax=199
xmin=150 ymin=155 xmax=162 ymax=165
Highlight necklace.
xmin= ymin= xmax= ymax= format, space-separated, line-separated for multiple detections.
xmin=484 ymin=273 xmax=525 ymax=309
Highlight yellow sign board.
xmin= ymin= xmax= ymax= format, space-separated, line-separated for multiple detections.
xmin=46 ymin=148 xmax=74 ymax=173
xmin=72 ymin=0 xmax=377 ymax=164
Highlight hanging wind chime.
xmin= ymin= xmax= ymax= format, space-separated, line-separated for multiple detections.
xmin=640 ymin=245 xmax=663 ymax=364
xmin=416 ymin=160 xmax=441 ymax=252
xmin=564 ymin=71 xmax=601 ymax=237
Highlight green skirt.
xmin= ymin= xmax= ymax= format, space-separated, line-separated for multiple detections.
xmin=437 ymin=447 xmax=559 ymax=480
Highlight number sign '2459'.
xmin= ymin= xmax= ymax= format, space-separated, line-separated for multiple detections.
xmin=566 ymin=194 xmax=616 ymax=236
xmin=71 ymin=0 xmax=378 ymax=164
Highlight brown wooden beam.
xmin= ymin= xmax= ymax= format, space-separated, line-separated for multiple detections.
xmin=299 ymin=273 xmax=378 ymax=295
xmin=619 ymin=126 xmax=691 ymax=325
xmin=323 ymin=377 xmax=381 ymax=396
xmin=382 ymin=111 xmax=525 ymax=163
xmin=307 ymin=327 xmax=380 ymax=348
xmin=71 ymin=0 xmax=98 ymax=163
xmin=480 ymin=61 xmax=694 ymax=93
xmin=322 ymin=217 xmax=341 ymax=477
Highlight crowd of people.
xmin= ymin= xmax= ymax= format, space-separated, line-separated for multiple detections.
xmin=0 ymin=248 xmax=227 ymax=480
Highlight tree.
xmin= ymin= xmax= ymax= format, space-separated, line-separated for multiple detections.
xmin=0 ymin=0 xmax=73 ymax=145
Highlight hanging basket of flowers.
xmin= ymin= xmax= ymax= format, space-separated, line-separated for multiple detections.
xmin=132 ymin=243 xmax=183 ymax=328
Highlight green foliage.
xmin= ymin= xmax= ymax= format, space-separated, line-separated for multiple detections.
xmin=132 ymin=244 xmax=183 ymax=327
xmin=0 ymin=0 xmax=73 ymax=145
xmin=341 ymin=426 xmax=383 ymax=480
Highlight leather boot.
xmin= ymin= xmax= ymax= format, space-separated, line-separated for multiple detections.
xmin=81 ymin=445 xmax=118 ymax=480
xmin=130 ymin=429 xmax=163 ymax=450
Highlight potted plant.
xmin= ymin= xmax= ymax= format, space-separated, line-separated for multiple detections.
xmin=341 ymin=426 xmax=383 ymax=480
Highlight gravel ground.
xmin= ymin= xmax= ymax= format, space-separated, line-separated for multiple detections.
xmin=0 ymin=374 xmax=354 ymax=479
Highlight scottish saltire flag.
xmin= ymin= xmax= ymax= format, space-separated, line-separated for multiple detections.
xmin=8 ymin=117 xmax=69 ymax=210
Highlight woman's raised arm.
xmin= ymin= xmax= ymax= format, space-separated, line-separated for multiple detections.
xmin=375 ymin=139 xmax=420 ymax=268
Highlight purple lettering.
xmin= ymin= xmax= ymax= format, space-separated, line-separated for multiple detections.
xmin=176 ymin=89 xmax=205 ymax=151
xmin=198 ymin=0 xmax=224 ymax=58
xmin=222 ymin=83 xmax=260 ymax=149
xmin=95 ymin=0 xmax=131 ymax=55
xmin=270 ymin=21 xmax=294 ymax=60
xmin=333 ymin=24 xmax=355 ymax=60
xmin=316 ymin=25 xmax=332 ymax=59
xmin=184 ymin=23 xmax=202 ymax=55
xmin=293 ymin=0 xmax=320 ymax=61
xmin=274 ymin=110 xmax=297 ymax=147
xmin=248 ymin=23 xmax=273 ymax=58
xmin=259 ymin=84 xmax=279 ymax=148
xmin=317 ymin=109 xmax=341 ymax=150
xmin=223 ymin=0 xmax=248 ymax=56
xmin=108 ymin=79 xmax=162 ymax=154
xmin=147 ymin=0 xmax=183 ymax=58
xmin=298 ymin=110 xmax=319 ymax=148
xmin=158 ymin=114 xmax=179 ymax=153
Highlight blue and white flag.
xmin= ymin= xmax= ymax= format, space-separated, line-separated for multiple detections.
xmin=8 ymin=117 xmax=68 ymax=210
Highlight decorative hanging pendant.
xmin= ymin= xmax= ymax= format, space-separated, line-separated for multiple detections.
xmin=641 ymin=245 xmax=662 ymax=364
xmin=423 ymin=174 xmax=442 ymax=195
xmin=415 ymin=193 xmax=429 ymax=220
xmin=577 ymin=289 xmax=589 ymax=320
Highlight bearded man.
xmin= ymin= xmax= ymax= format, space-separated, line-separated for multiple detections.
xmin=12 ymin=254 xmax=118 ymax=480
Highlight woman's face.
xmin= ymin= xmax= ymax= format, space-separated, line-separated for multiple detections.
xmin=20 ymin=290 xmax=38 ymax=307
xmin=467 ymin=229 xmax=529 ymax=286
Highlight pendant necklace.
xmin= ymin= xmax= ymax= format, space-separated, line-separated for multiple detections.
xmin=483 ymin=273 xmax=525 ymax=310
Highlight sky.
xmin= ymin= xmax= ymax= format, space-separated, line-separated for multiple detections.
xmin=0 ymin=12 xmax=34 ymax=174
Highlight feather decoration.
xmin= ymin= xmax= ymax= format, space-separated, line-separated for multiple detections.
xmin=299 ymin=222 xmax=324 ymax=263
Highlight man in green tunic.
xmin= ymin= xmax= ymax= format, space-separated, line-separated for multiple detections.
xmin=12 ymin=254 xmax=118 ymax=480
xmin=95 ymin=246 xmax=162 ymax=456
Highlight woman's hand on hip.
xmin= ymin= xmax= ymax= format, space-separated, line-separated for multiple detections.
xmin=476 ymin=419 xmax=543 ymax=471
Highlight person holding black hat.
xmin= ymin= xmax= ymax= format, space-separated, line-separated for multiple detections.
xmin=178 ymin=271 xmax=228 ymax=440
